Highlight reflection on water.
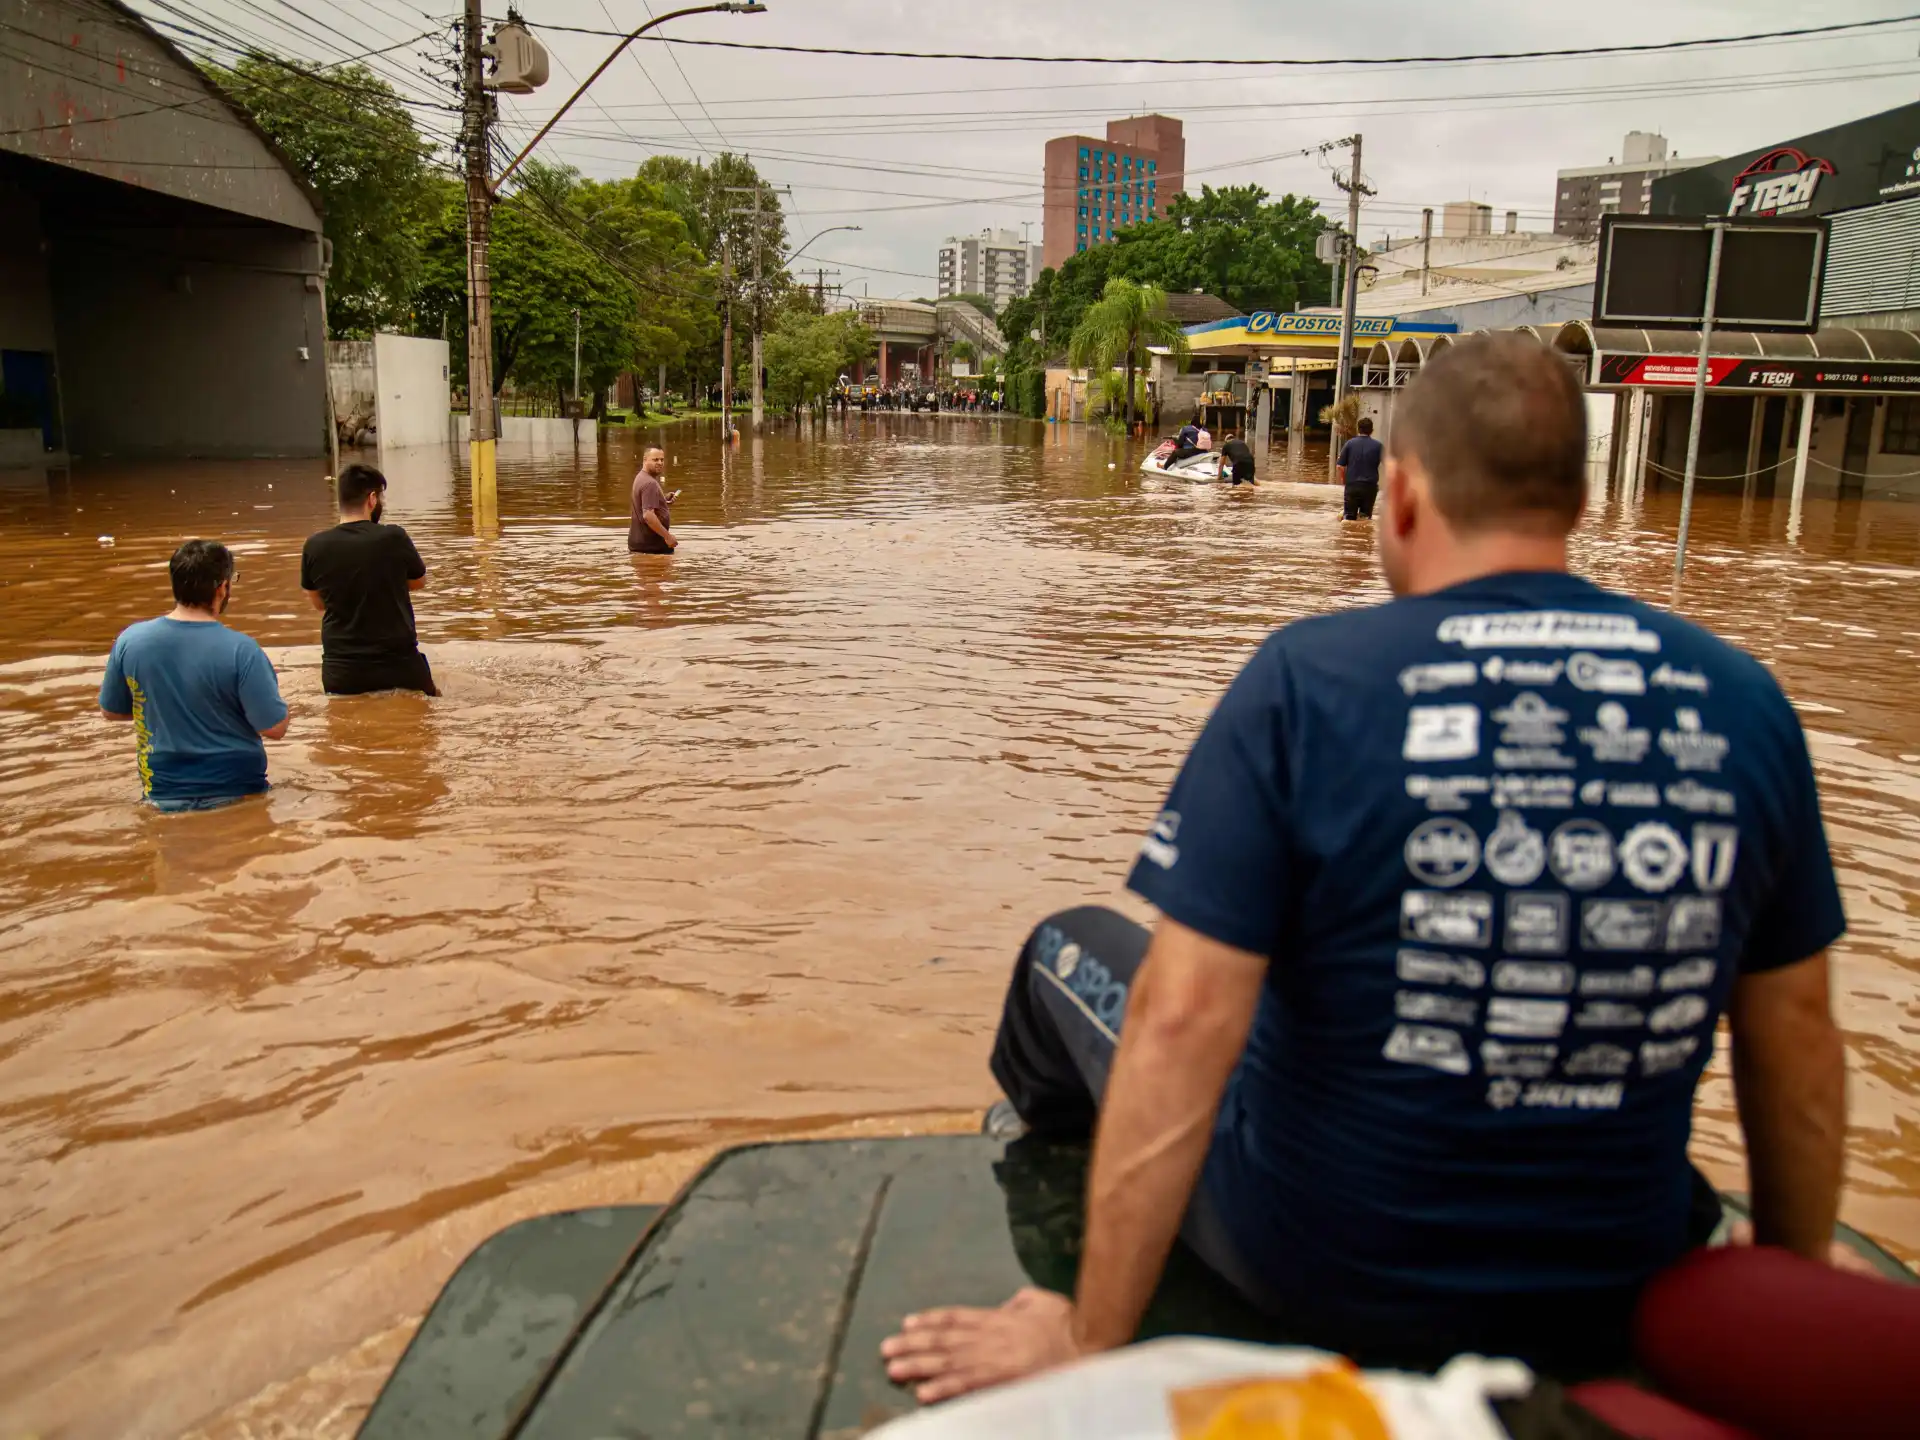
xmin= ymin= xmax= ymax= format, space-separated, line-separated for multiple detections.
xmin=0 ymin=417 xmax=1917 ymax=1436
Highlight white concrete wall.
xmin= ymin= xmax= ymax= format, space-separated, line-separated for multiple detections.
xmin=328 ymin=340 xmax=375 ymax=435
xmin=453 ymin=415 xmax=598 ymax=446
xmin=372 ymin=333 xmax=450 ymax=449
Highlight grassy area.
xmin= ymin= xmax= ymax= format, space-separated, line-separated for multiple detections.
xmin=605 ymin=405 xmax=728 ymax=426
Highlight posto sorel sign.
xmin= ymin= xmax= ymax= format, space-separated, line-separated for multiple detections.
xmin=1651 ymin=98 xmax=1920 ymax=221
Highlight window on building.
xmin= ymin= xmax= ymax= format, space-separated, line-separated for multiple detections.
xmin=1079 ymin=146 xmax=1088 ymax=159
xmin=1077 ymin=240 xmax=1086 ymax=252
xmin=1886 ymin=398 xmax=1920 ymax=455
xmin=1078 ymin=167 xmax=1087 ymax=180
xmin=1148 ymin=160 xmax=1156 ymax=173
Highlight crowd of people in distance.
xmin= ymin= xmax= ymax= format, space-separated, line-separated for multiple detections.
xmin=97 ymin=463 xmax=435 ymax=811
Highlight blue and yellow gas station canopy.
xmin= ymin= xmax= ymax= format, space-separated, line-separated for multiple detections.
xmin=1185 ymin=312 xmax=1458 ymax=356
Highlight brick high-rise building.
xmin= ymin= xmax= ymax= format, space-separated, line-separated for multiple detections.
xmin=1042 ymin=115 xmax=1185 ymax=272
xmin=1554 ymin=131 xmax=1717 ymax=240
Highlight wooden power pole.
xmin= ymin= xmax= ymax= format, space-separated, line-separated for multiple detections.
xmin=461 ymin=0 xmax=497 ymax=517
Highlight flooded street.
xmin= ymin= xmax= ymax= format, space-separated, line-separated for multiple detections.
xmin=1 ymin=420 xmax=1917 ymax=1437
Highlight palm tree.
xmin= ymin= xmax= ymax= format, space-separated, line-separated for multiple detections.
xmin=1067 ymin=278 xmax=1190 ymax=434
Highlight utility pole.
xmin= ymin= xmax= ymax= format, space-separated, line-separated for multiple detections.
xmin=1420 ymin=207 xmax=1433 ymax=297
xmin=751 ymin=184 xmax=764 ymax=433
xmin=725 ymin=179 xmax=789 ymax=434
xmin=461 ymin=0 xmax=497 ymax=512
xmin=721 ymin=230 xmax=734 ymax=438
xmin=571 ymin=306 xmax=581 ymax=402
xmin=1333 ymin=132 xmax=1372 ymax=412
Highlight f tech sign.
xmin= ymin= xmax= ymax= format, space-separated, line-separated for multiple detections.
xmin=1727 ymin=147 xmax=1836 ymax=217
xmin=1598 ymin=355 xmax=1920 ymax=390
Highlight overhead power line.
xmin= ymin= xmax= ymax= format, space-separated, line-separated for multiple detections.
xmin=520 ymin=12 xmax=1920 ymax=67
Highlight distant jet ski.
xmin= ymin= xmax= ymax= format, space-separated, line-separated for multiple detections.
xmin=1141 ymin=438 xmax=1226 ymax=481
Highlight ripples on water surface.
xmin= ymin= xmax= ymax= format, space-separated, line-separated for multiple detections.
xmin=0 ymin=419 xmax=1916 ymax=1435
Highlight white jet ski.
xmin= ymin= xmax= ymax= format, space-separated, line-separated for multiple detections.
xmin=1140 ymin=438 xmax=1227 ymax=482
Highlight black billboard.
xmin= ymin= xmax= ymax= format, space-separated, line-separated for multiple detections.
xmin=1651 ymin=99 xmax=1920 ymax=220
xmin=1594 ymin=216 xmax=1827 ymax=332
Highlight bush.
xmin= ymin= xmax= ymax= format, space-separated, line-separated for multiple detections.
xmin=1318 ymin=394 xmax=1362 ymax=437
xmin=1009 ymin=369 xmax=1046 ymax=419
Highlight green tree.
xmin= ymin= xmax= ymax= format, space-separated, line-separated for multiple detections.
xmin=1067 ymin=278 xmax=1189 ymax=432
xmin=213 ymin=58 xmax=444 ymax=337
xmin=634 ymin=153 xmax=790 ymax=396
xmin=765 ymin=310 xmax=873 ymax=415
xmin=412 ymin=162 xmax=717 ymax=413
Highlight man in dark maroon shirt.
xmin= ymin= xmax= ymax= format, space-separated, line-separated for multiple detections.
xmin=628 ymin=447 xmax=679 ymax=553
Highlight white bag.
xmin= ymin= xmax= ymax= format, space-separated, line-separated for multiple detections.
xmin=869 ymin=1337 xmax=1531 ymax=1439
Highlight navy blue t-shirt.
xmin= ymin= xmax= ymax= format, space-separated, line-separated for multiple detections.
xmin=1127 ymin=571 xmax=1843 ymax=1342
xmin=1339 ymin=434 xmax=1384 ymax=485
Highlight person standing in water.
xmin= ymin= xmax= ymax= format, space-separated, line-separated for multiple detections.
xmin=99 ymin=539 xmax=290 ymax=810
xmin=301 ymin=463 xmax=437 ymax=696
xmin=629 ymin=447 xmax=679 ymax=554
xmin=1338 ymin=415 xmax=1385 ymax=520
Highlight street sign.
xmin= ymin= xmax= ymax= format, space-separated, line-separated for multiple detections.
xmin=1595 ymin=214 xmax=1830 ymax=585
xmin=1593 ymin=215 xmax=1828 ymax=333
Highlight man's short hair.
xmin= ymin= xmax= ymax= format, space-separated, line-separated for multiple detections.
xmin=170 ymin=539 xmax=234 ymax=608
xmin=1388 ymin=332 xmax=1587 ymax=533
xmin=644 ymin=446 xmax=665 ymax=460
xmin=1357 ymin=416 xmax=1374 ymax=435
xmin=337 ymin=462 xmax=388 ymax=511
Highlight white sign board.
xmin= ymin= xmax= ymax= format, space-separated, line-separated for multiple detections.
xmin=951 ymin=361 xmax=973 ymax=378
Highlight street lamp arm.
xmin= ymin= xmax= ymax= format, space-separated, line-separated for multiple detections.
xmin=785 ymin=224 xmax=861 ymax=265
xmin=492 ymin=3 xmax=764 ymax=194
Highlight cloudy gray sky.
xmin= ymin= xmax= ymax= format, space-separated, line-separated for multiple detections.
xmin=142 ymin=0 xmax=1920 ymax=299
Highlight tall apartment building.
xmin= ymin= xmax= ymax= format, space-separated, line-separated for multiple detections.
xmin=936 ymin=228 xmax=1044 ymax=309
xmin=1041 ymin=115 xmax=1186 ymax=272
xmin=1554 ymin=131 xmax=1717 ymax=240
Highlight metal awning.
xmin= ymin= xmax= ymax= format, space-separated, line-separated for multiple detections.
xmin=1550 ymin=320 xmax=1920 ymax=393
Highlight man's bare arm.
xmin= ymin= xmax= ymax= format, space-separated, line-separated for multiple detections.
xmin=1727 ymin=951 xmax=1846 ymax=1260
xmin=407 ymin=578 xmax=427 ymax=591
xmin=100 ymin=707 xmax=131 ymax=721
xmin=303 ymin=589 xmax=326 ymax=611
xmin=1072 ymin=917 xmax=1267 ymax=1351
xmin=644 ymin=510 xmax=676 ymax=546
xmin=259 ymin=715 xmax=290 ymax=741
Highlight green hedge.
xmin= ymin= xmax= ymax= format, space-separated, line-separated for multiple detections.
xmin=1009 ymin=369 xmax=1046 ymax=419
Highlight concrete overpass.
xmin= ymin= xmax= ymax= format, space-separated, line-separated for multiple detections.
xmin=851 ymin=299 xmax=1005 ymax=386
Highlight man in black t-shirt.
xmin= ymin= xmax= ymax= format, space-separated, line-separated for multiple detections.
xmin=1338 ymin=415 xmax=1385 ymax=519
xmin=1219 ymin=431 xmax=1257 ymax=486
xmin=300 ymin=463 xmax=437 ymax=696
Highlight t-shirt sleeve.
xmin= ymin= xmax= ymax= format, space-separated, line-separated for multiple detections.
xmin=236 ymin=641 xmax=290 ymax=733
xmin=1741 ymin=712 xmax=1846 ymax=973
xmin=98 ymin=634 xmax=132 ymax=714
xmin=1337 ymin=439 xmax=1352 ymax=466
xmin=298 ymin=537 xmax=316 ymax=591
xmin=1126 ymin=636 xmax=1293 ymax=956
xmin=397 ymin=527 xmax=426 ymax=580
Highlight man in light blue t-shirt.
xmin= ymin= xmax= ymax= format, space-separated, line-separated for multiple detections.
xmin=99 ymin=539 xmax=290 ymax=811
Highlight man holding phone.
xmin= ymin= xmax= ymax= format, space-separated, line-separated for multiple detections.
xmin=629 ymin=447 xmax=681 ymax=554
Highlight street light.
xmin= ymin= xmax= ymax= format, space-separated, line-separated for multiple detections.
xmin=494 ymin=3 xmax=767 ymax=194
xmin=785 ymin=224 xmax=862 ymax=265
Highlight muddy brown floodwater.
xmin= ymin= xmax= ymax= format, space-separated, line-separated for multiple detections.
xmin=1 ymin=418 xmax=1917 ymax=1436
